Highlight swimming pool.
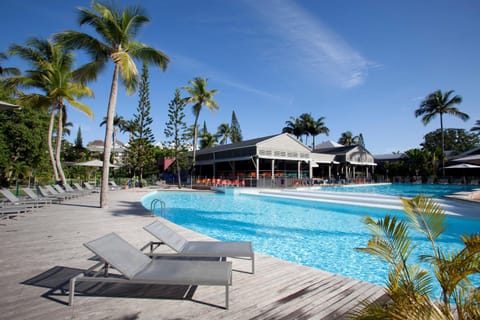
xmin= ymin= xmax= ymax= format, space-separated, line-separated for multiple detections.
xmin=310 ymin=183 xmax=478 ymax=198
xmin=142 ymin=191 xmax=480 ymax=298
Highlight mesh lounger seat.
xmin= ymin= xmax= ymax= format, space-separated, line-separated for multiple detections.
xmin=0 ymin=188 xmax=48 ymax=208
xmin=69 ymin=232 xmax=232 ymax=309
xmin=144 ymin=220 xmax=255 ymax=274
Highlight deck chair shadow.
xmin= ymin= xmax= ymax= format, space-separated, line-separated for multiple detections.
xmin=143 ymin=220 xmax=255 ymax=274
xmin=69 ymin=232 xmax=232 ymax=309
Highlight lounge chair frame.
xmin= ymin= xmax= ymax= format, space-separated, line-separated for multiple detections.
xmin=69 ymin=232 xmax=232 ymax=309
xmin=143 ymin=220 xmax=255 ymax=274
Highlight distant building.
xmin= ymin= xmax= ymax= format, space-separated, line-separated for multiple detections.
xmin=86 ymin=140 xmax=127 ymax=165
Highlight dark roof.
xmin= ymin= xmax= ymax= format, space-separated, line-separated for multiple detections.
xmin=195 ymin=134 xmax=278 ymax=155
xmin=374 ymin=153 xmax=407 ymax=161
xmin=313 ymin=145 xmax=357 ymax=155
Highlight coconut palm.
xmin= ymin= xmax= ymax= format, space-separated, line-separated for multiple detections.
xmin=0 ymin=52 xmax=20 ymax=77
xmin=8 ymin=38 xmax=93 ymax=185
xmin=298 ymin=113 xmax=314 ymax=146
xmin=309 ymin=116 xmax=329 ymax=149
xmin=282 ymin=117 xmax=304 ymax=140
xmin=338 ymin=131 xmax=355 ymax=146
xmin=470 ymin=120 xmax=480 ymax=134
xmin=55 ymin=1 xmax=169 ymax=207
xmin=217 ymin=123 xmax=231 ymax=144
xmin=183 ymin=77 xmax=219 ymax=165
xmin=415 ymin=90 xmax=469 ymax=176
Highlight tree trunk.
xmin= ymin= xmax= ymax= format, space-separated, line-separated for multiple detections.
xmin=100 ymin=63 xmax=120 ymax=208
xmin=48 ymin=107 xmax=59 ymax=181
xmin=176 ymin=158 xmax=182 ymax=189
xmin=191 ymin=115 xmax=199 ymax=183
xmin=55 ymin=104 xmax=67 ymax=186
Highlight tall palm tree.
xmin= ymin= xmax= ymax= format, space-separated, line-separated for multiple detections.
xmin=9 ymin=38 xmax=93 ymax=185
xmin=309 ymin=116 xmax=329 ymax=149
xmin=217 ymin=123 xmax=231 ymax=144
xmin=183 ymin=77 xmax=219 ymax=166
xmin=282 ymin=117 xmax=304 ymax=140
xmin=55 ymin=1 xmax=170 ymax=207
xmin=415 ymin=90 xmax=469 ymax=176
xmin=100 ymin=114 xmax=126 ymax=164
xmin=0 ymin=52 xmax=20 ymax=77
xmin=338 ymin=131 xmax=355 ymax=146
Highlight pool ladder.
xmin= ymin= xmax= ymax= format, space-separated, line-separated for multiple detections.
xmin=150 ymin=199 xmax=166 ymax=217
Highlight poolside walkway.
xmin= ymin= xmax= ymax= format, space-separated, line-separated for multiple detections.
xmin=0 ymin=189 xmax=386 ymax=320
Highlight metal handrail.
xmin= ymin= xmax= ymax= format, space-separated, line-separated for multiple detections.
xmin=150 ymin=199 xmax=166 ymax=217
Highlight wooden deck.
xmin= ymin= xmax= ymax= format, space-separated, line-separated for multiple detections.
xmin=0 ymin=189 xmax=386 ymax=319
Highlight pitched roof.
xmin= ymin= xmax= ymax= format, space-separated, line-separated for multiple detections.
xmin=195 ymin=134 xmax=279 ymax=155
xmin=314 ymin=140 xmax=343 ymax=150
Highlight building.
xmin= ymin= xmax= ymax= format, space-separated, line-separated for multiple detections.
xmin=86 ymin=140 xmax=127 ymax=165
xmin=193 ymin=133 xmax=376 ymax=186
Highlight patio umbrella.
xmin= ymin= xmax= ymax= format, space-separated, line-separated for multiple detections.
xmin=452 ymin=154 xmax=480 ymax=165
xmin=445 ymin=163 xmax=480 ymax=169
xmin=74 ymin=159 xmax=118 ymax=167
xmin=0 ymin=100 xmax=22 ymax=111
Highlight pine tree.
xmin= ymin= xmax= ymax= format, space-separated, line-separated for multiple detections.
xmin=230 ymin=111 xmax=243 ymax=142
xmin=74 ymin=126 xmax=83 ymax=149
xmin=164 ymin=88 xmax=189 ymax=188
xmin=127 ymin=63 xmax=155 ymax=187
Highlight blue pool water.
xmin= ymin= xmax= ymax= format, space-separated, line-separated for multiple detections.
xmin=315 ymin=183 xmax=478 ymax=198
xmin=142 ymin=190 xmax=480 ymax=299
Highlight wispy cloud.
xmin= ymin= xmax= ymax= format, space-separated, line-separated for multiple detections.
xmin=172 ymin=53 xmax=284 ymax=101
xmin=246 ymin=1 xmax=374 ymax=88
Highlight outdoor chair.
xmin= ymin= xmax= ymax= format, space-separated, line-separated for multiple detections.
xmin=69 ymin=232 xmax=232 ymax=309
xmin=22 ymin=187 xmax=59 ymax=205
xmin=83 ymin=182 xmax=99 ymax=193
xmin=45 ymin=185 xmax=74 ymax=200
xmin=143 ymin=220 xmax=255 ymax=274
xmin=73 ymin=183 xmax=92 ymax=195
xmin=64 ymin=183 xmax=87 ymax=197
xmin=0 ymin=188 xmax=46 ymax=209
xmin=53 ymin=184 xmax=80 ymax=198
xmin=37 ymin=186 xmax=68 ymax=201
xmin=109 ymin=181 xmax=122 ymax=190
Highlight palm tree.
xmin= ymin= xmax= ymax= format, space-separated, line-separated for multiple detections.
xmin=353 ymin=195 xmax=480 ymax=319
xmin=415 ymin=90 xmax=469 ymax=176
xmin=309 ymin=116 xmax=329 ymax=149
xmin=282 ymin=117 xmax=304 ymax=140
xmin=100 ymin=114 xmax=126 ymax=164
xmin=217 ymin=123 xmax=231 ymax=144
xmin=299 ymin=113 xmax=314 ymax=146
xmin=183 ymin=77 xmax=219 ymax=166
xmin=8 ymin=38 xmax=93 ymax=185
xmin=55 ymin=1 xmax=170 ymax=207
xmin=338 ymin=131 xmax=355 ymax=146
xmin=200 ymin=132 xmax=217 ymax=149
xmin=0 ymin=52 xmax=20 ymax=77
xmin=470 ymin=120 xmax=480 ymax=134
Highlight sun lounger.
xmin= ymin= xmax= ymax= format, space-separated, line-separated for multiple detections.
xmin=69 ymin=232 xmax=232 ymax=308
xmin=45 ymin=185 xmax=74 ymax=200
xmin=53 ymin=184 xmax=80 ymax=198
xmin=73 ymin=183 xmax=92 ymax=195
xmin=63 ymin=183 xmax=87 ymax=197
xmin=109 ymin=181 xmax=122 ymax=190
xmin=37 ymin=186 xmax=67 ymax=202
xmin=0 ymin=188 xmax=47 ymax=209
xmin=22 ymin=187 xmax=59 ymax=205
xmin=143 ymin=220 xmax=255 ymax=274
xmin=83 ymin=182 xmax=99 ymax=193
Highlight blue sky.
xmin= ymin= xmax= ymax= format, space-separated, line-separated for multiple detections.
xmin=2 ymin=0 xmax=479 ymax=154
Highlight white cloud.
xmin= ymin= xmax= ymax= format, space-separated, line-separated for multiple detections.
xmin=246 ymin=1 xmax=373 ymax=88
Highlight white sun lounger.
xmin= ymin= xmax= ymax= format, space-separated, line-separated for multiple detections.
xmin=69 ymin=232 xmax=232 ymax=309
xmin=143 ymin=220 xmax=255 ymax=274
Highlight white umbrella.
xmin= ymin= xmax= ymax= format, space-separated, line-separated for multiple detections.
xmin=453 ymin=154 xmax=480 ymax=165
xmin=445 ymin=163 xmax=480 ymax=169
xmin=74 ymin=159 xmax=118 ymax=168
xmin=0 ymin=100 xmax=22 ymax=111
